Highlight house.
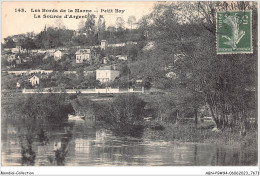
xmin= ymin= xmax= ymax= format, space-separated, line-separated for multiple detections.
xmin=28 ymin=75 xmax=40 ymax=86
xmin=96 ymin=65 xmax=120 ymax=83
xmin=16 ymin=81 xmax=21 ymax=88
xmin=101 ymin=40 xmax=108 ymax=50
xmin=54 ymin=50 xmax=63 ymax=61
xmin=75 ymin=49 xmax=93 ymax=63
xmin=16 ymin=56 xmax=22 ymax=64
xmin=116 ymin=55 xmax=128 ymax=61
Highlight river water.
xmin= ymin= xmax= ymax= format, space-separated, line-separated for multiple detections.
xmin=1 ymin=119 xmax=257 ymax=166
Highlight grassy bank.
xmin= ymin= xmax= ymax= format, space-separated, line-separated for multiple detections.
xmin=143 ymin=121 xmax=258 ymax=149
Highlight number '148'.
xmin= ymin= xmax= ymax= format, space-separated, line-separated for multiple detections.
xmin=15 ymin=8 xmax=25 ymax=12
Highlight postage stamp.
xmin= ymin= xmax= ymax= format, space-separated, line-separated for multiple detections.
xmin=216 ymin=11 xmax=252 ymax=54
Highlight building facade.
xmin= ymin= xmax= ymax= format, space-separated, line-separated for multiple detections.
xmin=96 ymin=66 xmax=119 ymax=83
xmin=75 ymin=49 xmax=93 ymax=63
xmin=28 ymin=75 xmax=40 ymax=86
xmin=101 ymin=40 xmax=108 ymax=50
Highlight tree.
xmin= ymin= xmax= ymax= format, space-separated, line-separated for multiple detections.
xmin=116 ymin=17 xmax=125 ymax=29
xmin=138 ymin=2 xmax=257 ymax=132
xmin=20 ymin=94 xmax=73 ymax=121
xmin=97 ymin=15 xmax=106 ymax=40
xmin=55 ymin=19 xmax=66 ymax=29
xmin=72 ymin=34 xmax=88 ymax=46
xmin=78 ymin=19 xmax=85 ymax=31
xmin=106 ymin=94 xmax=146 ymax=136
xmin=84 ymin=14 xmax=96 ymax=36
xmin=21 ymin=37 xmax=36 ymax=53
xmin=142 ymin=76 xmax=152 ymax=89
xmin=4 ymin=37 xmax=16 ymax=48
xmin=59 ymin=29 xmax=74 ymax=47
xmin=119 ymin=63 xmax=131 ymax=77
xmin=80 ymin=73 xmax=100 ymax=88
xmin=127 ymin=16 xmax=136 ymax=29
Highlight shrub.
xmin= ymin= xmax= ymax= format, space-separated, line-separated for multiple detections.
xmin=20 ymin=93 xmax=73 ymax=121
xmin=104 ymin=94 xmax=146 ymax=137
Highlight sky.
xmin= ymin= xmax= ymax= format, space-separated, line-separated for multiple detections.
xmin=2 ymin=1 xmax=156 ymax=41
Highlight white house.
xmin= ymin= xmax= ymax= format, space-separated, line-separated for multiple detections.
xmin=16 ymin=82 xmax=21 ymax=88
xmin=54 ymin=50 xmax=63 ymax=61
xmin=96 ymin=66 xmax=119 ymax=83
xmin=16 ymin=56 xmax=22 ymax=64
xmin=75 ymin=49 xmax=93 ymax=63
xmin=28 ymin=75 xmax=39 ymax=86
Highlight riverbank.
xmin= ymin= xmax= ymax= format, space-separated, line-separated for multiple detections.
xmin=2 ymin=92 xmax=257 ymax=151
xmin=143 ymin=122 xmax=258 ymax=150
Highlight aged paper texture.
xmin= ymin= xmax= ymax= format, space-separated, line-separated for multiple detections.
xmin=1 ymin=1 xmax=258 ymax=175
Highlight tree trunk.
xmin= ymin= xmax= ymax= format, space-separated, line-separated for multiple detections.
xmin=194 ymin=108 xmax=198 ymax=129
xmin=175 ymin=109 xmax=179 ymax=124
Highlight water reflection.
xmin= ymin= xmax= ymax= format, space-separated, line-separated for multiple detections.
xmin=38 ymin=129 xmax=49 ymax=145
xmin=1 ymin=119 xmax=257 ymax=166
xmin=54 ymin=128 xmax=73 ymax=166
xmin=20 ymin=136 xmax=35 ymax=166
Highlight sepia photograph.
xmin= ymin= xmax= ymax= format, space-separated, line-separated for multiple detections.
xmin=1 ymin=1 xmax=259 ymax=175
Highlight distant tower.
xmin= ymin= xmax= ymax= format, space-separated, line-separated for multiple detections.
xmin=101 ymin=40 xmax=107 ymax=50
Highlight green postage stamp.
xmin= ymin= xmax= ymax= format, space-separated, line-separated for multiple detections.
xmin=216 ymin=11 xmax=252 ymax=54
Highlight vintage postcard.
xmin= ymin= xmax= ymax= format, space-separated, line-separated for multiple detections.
xmin=1 ymin=1 xmax=259 ymax=175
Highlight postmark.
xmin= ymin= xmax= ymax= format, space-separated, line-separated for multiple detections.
xmin=216 ymin=11 xmax=252 ymax=54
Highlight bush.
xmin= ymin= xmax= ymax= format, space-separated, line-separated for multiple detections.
xmin=148 ymin=121 xmax=165 ymax=131
xmin=104 ymin=94 xmax=146 ymax=137
xmin=71 ymin=96 xmax=99 ymax=118
xmin=20 ymin=93 xmax=73 ymax=121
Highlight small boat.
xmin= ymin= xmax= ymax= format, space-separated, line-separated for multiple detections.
xmin=68 ymin=114 xmax=85 ymax=121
